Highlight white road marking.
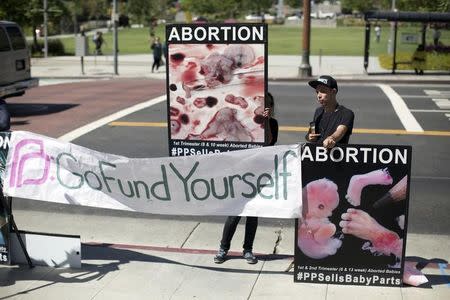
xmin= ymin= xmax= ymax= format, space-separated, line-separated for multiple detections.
xmin=377 ymin=84 xmax=423 ymax=132
xmin=410 ymin=109 xmax=450 ymax=113
xmin=446 ymin=113 xmax=450 ymax=121
xmin=39 ymin=78 xmax=100 ymax=86
xmin=400 ymin=95 xmax=450 ymax=99
xmin=58 ymin=95 xmax=166 ymax=142
xmin=432 ymin=99 xmax=450 ymax=109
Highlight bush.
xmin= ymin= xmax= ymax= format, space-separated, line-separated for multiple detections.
xmin=337 ymin=16 xmax=366 ymax=27
xmin=424 ymin=44 xmax=450 ymax=53
xmin=28 ymin=39 xmax=66 ymax=57
xmin=379 ymin=52 xmax=450 ymax=70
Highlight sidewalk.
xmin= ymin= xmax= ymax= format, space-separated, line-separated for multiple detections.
xmin=1 ymin=206 xmax=449 ymax=299
xmin=30 ymin=54 xmax=450 ymax=83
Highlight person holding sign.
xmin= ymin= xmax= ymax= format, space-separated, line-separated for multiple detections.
xmin=305 ymin=75 xmax=354 ymax=148
xmin=214 ymin=93 xmax=278 ymax=264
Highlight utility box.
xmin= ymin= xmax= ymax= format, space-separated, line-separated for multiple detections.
xmin=75 ymin=36 xmax=89 ymax=56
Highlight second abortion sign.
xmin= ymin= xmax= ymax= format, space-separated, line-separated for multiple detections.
xmin=295 ymin=144 xmax=412 ymax=287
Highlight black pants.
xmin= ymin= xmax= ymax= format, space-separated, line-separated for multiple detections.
xmin=219 ymin=216 xmax=258 ymax=252
xmin=152 ymin=57 xmax=161 ymax=72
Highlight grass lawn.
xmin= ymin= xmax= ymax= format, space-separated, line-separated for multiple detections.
xmin=55 ymin=24 xmax=449 ymax=62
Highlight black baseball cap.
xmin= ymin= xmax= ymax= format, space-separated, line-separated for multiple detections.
xmin=308 ymin=75 xmax=338 ymax=92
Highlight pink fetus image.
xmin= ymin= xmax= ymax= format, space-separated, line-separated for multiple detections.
xmin=345 ymin=168 xmax=393 ymax=206
xmin=298 ymin=178 xmax=342 ymax=259
xmin=340 ymin=208 xmax=402 ymax=258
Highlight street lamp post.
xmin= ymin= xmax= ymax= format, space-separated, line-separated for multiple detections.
xmin=299 ymin=0 xmax=312 ymax=77
xmin=43 ymin=0 xmax=48 ymax=58
xmin=113 ymin=0 xmax=118 ymax=75
xmin=387 ymin=0 xmax=396 ymax=54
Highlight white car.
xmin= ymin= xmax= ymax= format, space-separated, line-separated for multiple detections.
xmin=0 ymin=21 xmax=38 ymax=99
xmin=245 ymin=14 xmax=275 ymax=22
xmin=310 ymin=11 xmax=335 ymax=19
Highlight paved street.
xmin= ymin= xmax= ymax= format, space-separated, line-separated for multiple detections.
xmin=2 ymin=60 xmax=450 ymax=298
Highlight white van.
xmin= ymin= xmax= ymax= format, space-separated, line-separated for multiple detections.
xmin=0 ymin=20 xmax=38 ymax=99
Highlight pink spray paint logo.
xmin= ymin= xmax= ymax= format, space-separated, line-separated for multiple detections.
xmin=9 ymin=139 xmax=51 ymax=188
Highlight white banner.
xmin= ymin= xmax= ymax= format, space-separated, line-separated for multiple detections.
xmin=2 ymin=131 xmax=302 ymax=218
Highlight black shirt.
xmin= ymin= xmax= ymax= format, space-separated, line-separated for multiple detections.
xmin=266 ymin=118 xmax=278 ymax=146
xmin=311 ymin=104 xmax=354 ymax=144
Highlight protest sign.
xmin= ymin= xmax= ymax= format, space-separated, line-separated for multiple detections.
xmin=166 ymin=24 xmax=268 ymax=156
xmin=3 ymin=131 xmax=302 ymax=218
xmin=295 ymin=144 xmax=411 ymax=287
xmin=0 ymin=132 xmax=10 ymax=264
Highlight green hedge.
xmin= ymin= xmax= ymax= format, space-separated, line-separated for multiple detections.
xmin=379 ymin=52 xmax=450 ymax=70
xmin=336 ymin=17 xmax=366 ymax=27
xmin=28 ymin=39 xmax=66 ymax=57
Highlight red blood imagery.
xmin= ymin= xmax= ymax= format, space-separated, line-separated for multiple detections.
xmin=170 ymin=106 xmax=180 ymax=116
xmin=168 ymin=44 xmax=265 ymax=143
xmin=194 ymin=97 xmax=207 ymax=108
xmin=170 ymin=52 xmax=185 ymax=66
xmin=171 ymin=120 xmax=181 ymax=135
xmin=200 ymin=107 xmax=253 ymax=142
xmin=243 ymin=75 xmax=264 ymax=97
xmin=193 ymin=96 xmax=217 ymax=108
xmin=243 ymin=56 xmax=265 ymax=69
xmin=182 ymin=61 xmax=198 ymax=83
xmin=225 ymin=94 xmax=248 ymax=109
xmin=176 ymin=96 xmax=185 ymax=105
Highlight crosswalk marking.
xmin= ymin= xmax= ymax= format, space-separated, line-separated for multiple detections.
xmin=378 ymin=84 xmax=423 ymax=132
xmin=431 ymin=99 xmax=450 ymax=109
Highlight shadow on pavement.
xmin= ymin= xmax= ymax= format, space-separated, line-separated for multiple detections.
xmin=82 ymin=243 xmax=292 ymax=275
xmin=7 ymin=103 xmax=78 ymax=117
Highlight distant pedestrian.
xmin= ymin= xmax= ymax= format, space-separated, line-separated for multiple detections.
xmin=374 ymin=24 xmax=381 ymax=43
xmin=412 ymin=45 xmax=426 ymax=75
xmin=433 ymin=27 xmax=441 ymax=47
xmin=305 ymin=75 xmax=354 ymax=148
xmin=93 ymin=31 xmax=104 ymax=55
xmin=151 ymin=36 xmax=163 ymax=73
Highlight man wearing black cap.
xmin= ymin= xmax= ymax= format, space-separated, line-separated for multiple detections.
xmin=306 ymin=75 xmax=354 ymax=148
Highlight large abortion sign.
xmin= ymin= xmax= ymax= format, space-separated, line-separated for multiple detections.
xmin=2 ymin=131 xmax=302 ymax=218
xmin=166 ymin=24 xmax=268 ymax=156
xmin=295 ymin=143 xmax=411 ymax=287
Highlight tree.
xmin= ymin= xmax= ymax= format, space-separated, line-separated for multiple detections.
xmin=181 ymin=0 xmax=243 ymax=19
xmin=396 ymin=0 xmax=449 ymax=12
xmin=0 ymin=0 xmax=28 ymax=25
xmin=341 ymin=0 xmax=376 ymax=13
xmin=285 ymin=0 xmax=303 ymax=9
xmin=127 ymin=0 xmax=167 ymax=35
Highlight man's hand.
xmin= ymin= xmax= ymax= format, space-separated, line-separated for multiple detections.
xmin=308 ymin=133 xmax=321 ymax=142
xmin=323 ymin=136 xmax=336 ymax=148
